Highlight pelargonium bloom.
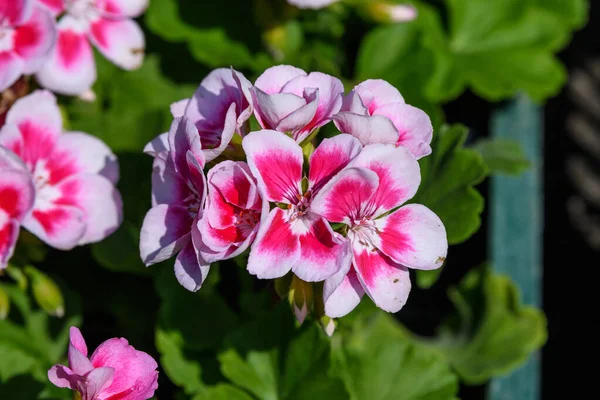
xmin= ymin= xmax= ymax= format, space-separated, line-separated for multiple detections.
xmin=0 ymin=90 xmax=122 ymax=249
xmin=144 ymin=68 xmax=252 ymax=162
xmin=48 ymin=326 xmax=158 ymax=400
xmin=140 ymin=117 xmax=210 ymax=292
xmin=196 ymin=160 xmax=264 ymax=264
xmin=0 ymin=0 xmax=56 ymax=91
xmin=0 ymin=146 xmax=35 ymax=269
xmin=287 ymin=0 xmax=339 ymax=9
xmin=333 ymin=79 xmax=433 ymax=159
xmin=36 ymin=0 xmax=148 ymax=95
xmin=242 ymin=130 xmax=361 ymax=282
xmin=312 ymin=144 xmax=447 ymax=317
xmin=252 ymin=65 xmax=344 ymax=143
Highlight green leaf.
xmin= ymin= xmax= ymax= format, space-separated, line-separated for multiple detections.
xmin=156 ymin=329 xmax=205 ymax=395
xmin=218 ymin=305 xmax=349 ymax=400
xmin=192 ymin=384 xmax=255 ymax=400
xmin=333 ymin=312 xmax=458 ymax=400
xmin=473 ymin=138 xmax=531 ymax=176
xmin=427 ymin=266 xmax=547 ymax=384
xmin=412 ymin=124 xmax=488 ymax=245
xmin=416 ymin=268 xmax=444 ymax=290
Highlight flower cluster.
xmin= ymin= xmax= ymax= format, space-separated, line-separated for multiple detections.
xmin=141 ymin=65 xmax=447 ymax=319
xmin=1 ymin=0 xmax=147 ymax=95
xmin=49 ymin=326 xmax=158 ymax=400
xmin=0 ymin=90 xmax=123 ymax=268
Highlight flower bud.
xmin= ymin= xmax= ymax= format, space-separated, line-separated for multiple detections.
xmin=289 ymin=275 xmax=314 ymax=324
xmin=0 ymin=285 xmax=9 ymax=320
xmin=364 ymin=2 xmax=418 ymax=24
xmin=26 ymin=267 xmax=65 ymax=318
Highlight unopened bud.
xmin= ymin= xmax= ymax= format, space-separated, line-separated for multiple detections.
xmin=365 ymin=3 xmax=418 ymax=24
xmin=26 ymin=267 xmax=64 ymax=317
xmin=0 ymin=285 xmax=9 ymax=320
xmin=320 ymin=316 xmax=336 ymax=337
xmin=289 ymin=275 xmax=313 ymax=324
xmin=264 ymin=21 xmax=304 ymax=61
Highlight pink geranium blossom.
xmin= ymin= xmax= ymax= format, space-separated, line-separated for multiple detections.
xmin=140 ymin=117 xmax=210 ymax=292
xmin=48 ymin=326 xmax=158 ymax=400
xmin=36 ymin=0 xmax=148 ymax=95
xmin=252 ymin=65 xmax=344 ymax=143
xmin=0 ymin=0 xmax=56 ymax=91
xmin=0 ymin=146 xmax=35 ymax=269
xmin=144 ymin=68 xmax=252 ymax=162
xmin=334 ymin=79 xmax=433 ymax=159
xmin=287 ymin=0 xmax=339 ymax=9
xmin=311 ymin=144 xmax=447 ymax=316
xmin=242 ymin=130 xmax=360 ymax=282
xmin=0 ymin=90 xmax=122 ymax=250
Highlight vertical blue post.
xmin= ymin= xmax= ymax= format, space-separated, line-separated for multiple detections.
xmin=488 ymin=95 xmax=543 ymax=400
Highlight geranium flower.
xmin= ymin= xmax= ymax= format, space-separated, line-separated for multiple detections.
xmin=144 ymin=68 xmax=252 ymax=162
xmin=36 ymin=0 xmax=148 ymax=95
xmin=140 ymin=117 xmax=209 ymax=292
xmin=48 ymin=326 xmax=158 ymax=400
xmin=334 ymin=79 xmax=433 ymax=159
xmin=242 ymin=130 xmax=361 ymax=282
xmin=0 ymin=90 xmax=122 ymax=249
xmin=252 ymin=65 xmax=344 ymax=143
xmin=311 ymin=144 xmax=447 ymax=316
xmin=0 ymin=0 xmax=56 ymax=91
xmin=287 ymin=0 xmax=339 ymax=9
xmin=0 ymin=146 xmax=35 ymax=269
xmin=195 ymin=160 xmax=265 ymax=264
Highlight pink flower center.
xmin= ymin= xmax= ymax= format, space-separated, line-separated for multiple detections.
xmin=234 ymin=208 xmax=260 ymax=238
xmin=350 ymin=217 xmax=379 ymax=251
xmin=66 ymin=0 xmax=100 ymax=20
xmin=288 ymin=190 xmax=312 ymax=221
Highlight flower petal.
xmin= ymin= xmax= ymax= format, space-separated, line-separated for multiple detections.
xmin=287 ymin=0 xmax=339 ymax=10
xmin=308 ymin=134 xmax=362 ymax=191
xmin=254 ymin=65 xmax=306 ymax=95
xmin=292 ymin=216 xmax=352 ymax=282
xmin=201 ymin=102 xmax=236 ymax=163
xmin=253 ymin=88 xmax=308 ymax=130
xmin=354 ymin=79 xmax=405 ymax=112
xmin=376 ymin=204 xmax=447 ymax=270
xmin=13 ymin=6 xmax=56 ymax=74
xmin=89 ymin=17 xmax=144 ymax=70
xmin=150 ymin=155 xmax=193 ymax=206
xmin=23 ymin=204 xmax=86 ymax=250
xmin=170 ymin=98 xmax=190 ymax=118
xmin=324 ymin=267 xmax=364 ymax=318
xmin=0 ymin=168 xmax=35 ymax=220
xmin=0 ymin=52 xmax=24 ymax=92
xmin=350 ymin=144 xmax=420 ymax=217
xmin=143 ymin=133 xmax=169 ymax=157
xmin=275 ymin=89 xmax=319 ymax=137
xmin=2 ymin=90 xmax=63 ymax=165
xmin=0 ymin=0 xmax=33 ymax=25
xmin=49 ymin=132 xmax=119 ymax=185
xmin=68 ymin=337 xmax=93 ymax=375
xmin=69 ymin=326 xmax=88 ymax=356
xmin=333 ymin=113 xmax=399 ymax=146
xmin=208 ymin=161 xmax=259 ymax=212
xmin=54 ymin=174 xmax=123 ymax=245
xmin=167 ymin=117 xmax=204 ymax=175
xmin=100 ymin=0 xmax=149 ymax=18
xmin=84 ymin=367 xmax=115 ymax=400
xmin=352 ymin=242 xmax=411 ymax=313
xmin=311 ymin=167 xmax=379 ymax=224
xmin=0 ymin=219 xmax=20 ymax=270
xmin=139 ymin=204 xmax=192 ymax=266
xmin=37 ymin=0 xmax=63 ymax=16
xmin=36 ymin=16 xmax=97 ymax=96
xmin=242 ymin=130 xmax=303 ymax=204
xmin=89 ymin=336 xmax=158 ymax=400
xmin=174 ymin=235 xmax=210 ymax=292
xmin=374 ymin=103 xmax=433 ymax=159
xmin=247 ymin=208 xmax=300 ymax=279
xmin=48 ymin=365 xmax=83 ymax=391
xmin=0 ymin=145 xmax=27 ymax=171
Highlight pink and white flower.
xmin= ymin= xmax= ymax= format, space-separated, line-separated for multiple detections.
xmin=36 ymin=0 xmax=148 ymax=96
xmin=333 ymin=79 xmax=433 ymax=159
xmin=48 ymin=326 xmax=158 ymax=400
xmin=242 ymin=130 xmax=361 ymax=282
xmin=0 ymin=90 xmax=122 ymax=250
xmin=140 ymin=117 xmax=210 ymax=292
xmin=144 ymin=68 xmax=252 ymax=163
xmin=0 ymin=0 xmax=56 ymax=91
xmin=0 ymin=146 xmax=35 ymax=269
xmin=252 ymin=65 xmax=344 ymax=143
xmin=196 ymin=160 xmax=264 ymax=264
xmin=287 ymin=0 xmax=339 ymax=9
xmin=311 ymin=144 xmax=447 ymax=317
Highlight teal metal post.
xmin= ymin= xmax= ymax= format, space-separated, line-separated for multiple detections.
xmin=488 ymin=95 xmax=543 ymax=400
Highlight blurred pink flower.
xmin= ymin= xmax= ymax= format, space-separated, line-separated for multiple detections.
xmin=334 ymin=79 xmax=433 ymax=159
xmin=312 ymin=144 xmax=447 ymax=317
xmin=0 ymin=0 xmax=56 ymax=91
xmin=0 ymin=90 xmax=122 ymax=250
xmin=252 ymin=65 xmax=344 ymax=143
xmin=48 ymin=326 xmax=158 ymax=400
xmin=36 ymin=0 xmax=148 ymax=95
xmin=287 ymin=0 xmax=339 ymax=9
xmin=0 ymin=146 xmax=35 ymax=269
xmin=242 ymin=130 xmax=360 ymax=282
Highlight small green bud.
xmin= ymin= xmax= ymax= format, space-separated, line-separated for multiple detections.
xmin=26 ymin=267 xmax=64 ymax=317
xmin=363 ymin=2 xmax=418 ymax=24
xmin=0 ymin=285 xmax=9 ymax=320
xmin=289 ymin=275 xmax=314 ymax=324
